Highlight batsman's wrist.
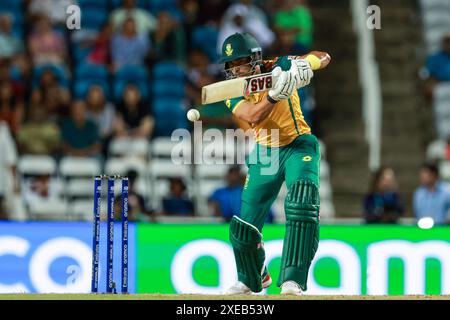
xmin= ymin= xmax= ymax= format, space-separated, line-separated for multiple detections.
xmin=267 ymin=94 xmax=277 ymax=104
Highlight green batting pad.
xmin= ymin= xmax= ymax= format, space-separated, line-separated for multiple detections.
xmin=229 ymin=216 xmax=266 ymax=292
xmin=278 ymin=180 xmax=320 ymax=290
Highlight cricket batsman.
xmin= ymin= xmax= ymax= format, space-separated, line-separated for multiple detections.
xmin=219 ymin=32 xmax=331 ymax=295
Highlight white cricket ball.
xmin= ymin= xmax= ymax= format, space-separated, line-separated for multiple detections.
xmin=187 ymin=109 xmax=200 ymax=122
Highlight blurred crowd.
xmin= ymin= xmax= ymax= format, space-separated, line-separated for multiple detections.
xmin=0 ymin=0 xmax=316 ymax=222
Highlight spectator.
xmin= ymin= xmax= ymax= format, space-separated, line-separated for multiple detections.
xmin=22 ymin=174 xmax=63 ymax=213
xmin=0 ymin=60 xmax=26 ymax=103
xmin=28 ymin=0 xmax=77 ymax=26
xmin=31 ymin=67 xmax=71 ymax=119
xmin=197 ymin=0 xmax=231 ymax=25
xmin=16 ymin=105 xmax=61 ymax=156
xmin=148 ymin=12 xmax=186 ymax=66
xmin=209 ymin=165 xmax=244 ymax=222
xmin=447 ymin=139 xmax=450 ymax=160
xmin=179 ymin=0 xmax=201 ymax=49
xmin=113 ymin=84 xmax=154 ymax=140
xmin=425 ymin=32 xmax=450 ymax=82
xmin=162 ymin=177 xmax=194 ymax=216
xmin=0 ymin=80 xmax=24 ymax=135
xmin=0 ymin=121 xmax=26 ymax=220
xmin=209 ymin=165 xmax=275 ymax=222
xmin=110 ymin=0 xmax=157 ymax=35
xmin=61 ymin=100 xmax=101 ymax=157
xmin=27 ymin=15 xmax=68 ymax=66
xmin=273 ymin=0 xmax=313 ymax=52
xmin=413 ymin=163 xmax=450 ymax=225
xmin=423 ymin=32 xmax=450 ymax=103
xmin=186 ymin=49 xmax=217 ymax=102
xmin=114 ymin=170 xmax=153 ymax=222
xmin=266 ymin=27 xmax=308 ymax=59
xmin=86 ymin=22 xmax=113 ymax=67
xmin=85 ymin=85 xmax=115 ymax=145
xmin=111 ymin=17 xmax=150 ymax=71
xmin=217 ymin=1 xmax=275 ymax=54
xmin=363 ymin=166 xmax=404 ymax=224
xmin=0 ymin=14 xmax=24 ymax=60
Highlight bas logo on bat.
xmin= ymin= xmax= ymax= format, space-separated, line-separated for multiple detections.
xmin=244 ymin=74 xmax=273 ymax=95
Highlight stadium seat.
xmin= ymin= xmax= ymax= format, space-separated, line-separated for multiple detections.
xmin=0 ymin=0 xmax=22 ymax=11
xmin=433 ymin=83 xmax=450 ymax=140
xmin=113 ymin=79 xmax=149 ymax=101
xmin=426 ymin=140 xmax=447 ymax=161
xmin=152 ymin=62 xmax=185 ymax=81
xmin=113 ymin=66 xmax=150 ymax=100
xmin=18 ymin=155 xmax=57 ymax=176
xmin=32 ymin=64 xmax=70 ymax=89
xmin=108 ymin=137 xmax=150 ymax=159
xmin=320 ymin=200 xmax=336 ymax=220
xmin=81 ymin=10 xmax=108 ymax=29
xmin=151 ymin=136 xmax=191 ymax=160
xmin=150 ymin=159 xmax=191 ymax=179
xmin=105 ymin=157 xmax=147 ymax=176
xmin=192 ymin=26 xmax=220 ymax=62
xmin=71 ymin=43 xmax=93 ymax=63
xmin=78 ymin=0 xmax=108 ymax=10
xmin=320 ymin=160 xmax=330 ymax=179
xmin=153 ymin=98 xmax=189 ymax=137
xmin=152 ymin=80 xmax=185 ymax=99
xmin=59 ymin=156 xmax=101 ymax=178
xmin=194 ymin=164 xmax=230 ymax=180
xmin=75 ymin=63 xmax=108 ymax=82
xmin=116 ymin=65 xmax=149 ymax=82
xmin=69 ymin=199 xmax=93 ymax=221
xmin=27 ymin=199 xmax=69 ymax=221
xmin=194 ymin=136 xmax=241 ymax=164
xmin=319 ymin=181 xmax=333 ymax=201
xmin=111 ymin=0 xmax=149 ymax=9
xmin=65 ymin=178 xmax=94 ymax=199
xmin=74 ymin=79 xmax=111 ymax=99
xmin=439 ymin=161 xmax=450 ymax=182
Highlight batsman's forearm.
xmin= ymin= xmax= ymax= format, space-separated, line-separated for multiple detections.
xmin=234 ymin=98 xmax=275 ymax=124
xmin=301 ymin=51 xmax=331 ymax=70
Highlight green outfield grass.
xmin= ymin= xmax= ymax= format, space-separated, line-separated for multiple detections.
xmin=0 ymin=294 xmax=448 ymax=300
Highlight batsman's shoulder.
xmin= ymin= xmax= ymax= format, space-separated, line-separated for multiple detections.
xmin=225 ymin=96 xmax=245 ymax=113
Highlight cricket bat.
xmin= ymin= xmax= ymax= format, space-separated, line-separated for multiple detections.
xmin=201 ymin=53 xmax=330 ymax=105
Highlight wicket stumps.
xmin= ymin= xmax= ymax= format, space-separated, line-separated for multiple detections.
xmin=91 ymin=175 xmax=129 ymax=294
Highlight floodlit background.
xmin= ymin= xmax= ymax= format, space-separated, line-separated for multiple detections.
xmin=0 ymin=0 xmax=449 ymax=296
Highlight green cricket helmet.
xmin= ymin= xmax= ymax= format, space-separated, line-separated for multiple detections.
xmin=219 ymin=32 xmax=262 ymax=79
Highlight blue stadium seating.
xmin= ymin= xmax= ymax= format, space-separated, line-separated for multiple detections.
xmin=32 ymin=64 xmax=70 ymax=89
xmin=75 ymin=63 xmax=109 ymax=82
xmin=192 ymin=26 xmax=219 ymax=63
xmin=81 ymin=10 xmax=108 ymax=29
xmin=152 ymin=80 xmax=185 ymax=99
xmin=113 ymin=79 xmax=149 ymax=102
xmin=153 ymin=101 xmax=189 ymax=136
xmin=152 ymin=98 xmax=185 ymax=115
xmin=113 ymin=65 xmax=150 ymax=101
xmin=78 ymin=0 xmax=108 ymax=9
xmin=71 ymin=44 xmax=93 ymax=63
xmin=74 ymin=79 xmax=111 ymax=100
xmin=152 ymin=62 xmax=185 ymax=81
xmin=111 ymin=0 xmax=150 ymax=9
xmin=0 ymin=0 xmax=22 ymax=12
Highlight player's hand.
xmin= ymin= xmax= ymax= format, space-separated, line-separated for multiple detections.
xmin=268 ymin=67 xmax=297 ymax=102
xmin=291 ymin=59 xmax=313 ymax=88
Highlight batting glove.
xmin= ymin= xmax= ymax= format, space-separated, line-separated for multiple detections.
xmin=268 ymin=67 xmax=297 ymax=103
xmin=291 ymin=59 xmax=313 ymax=88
